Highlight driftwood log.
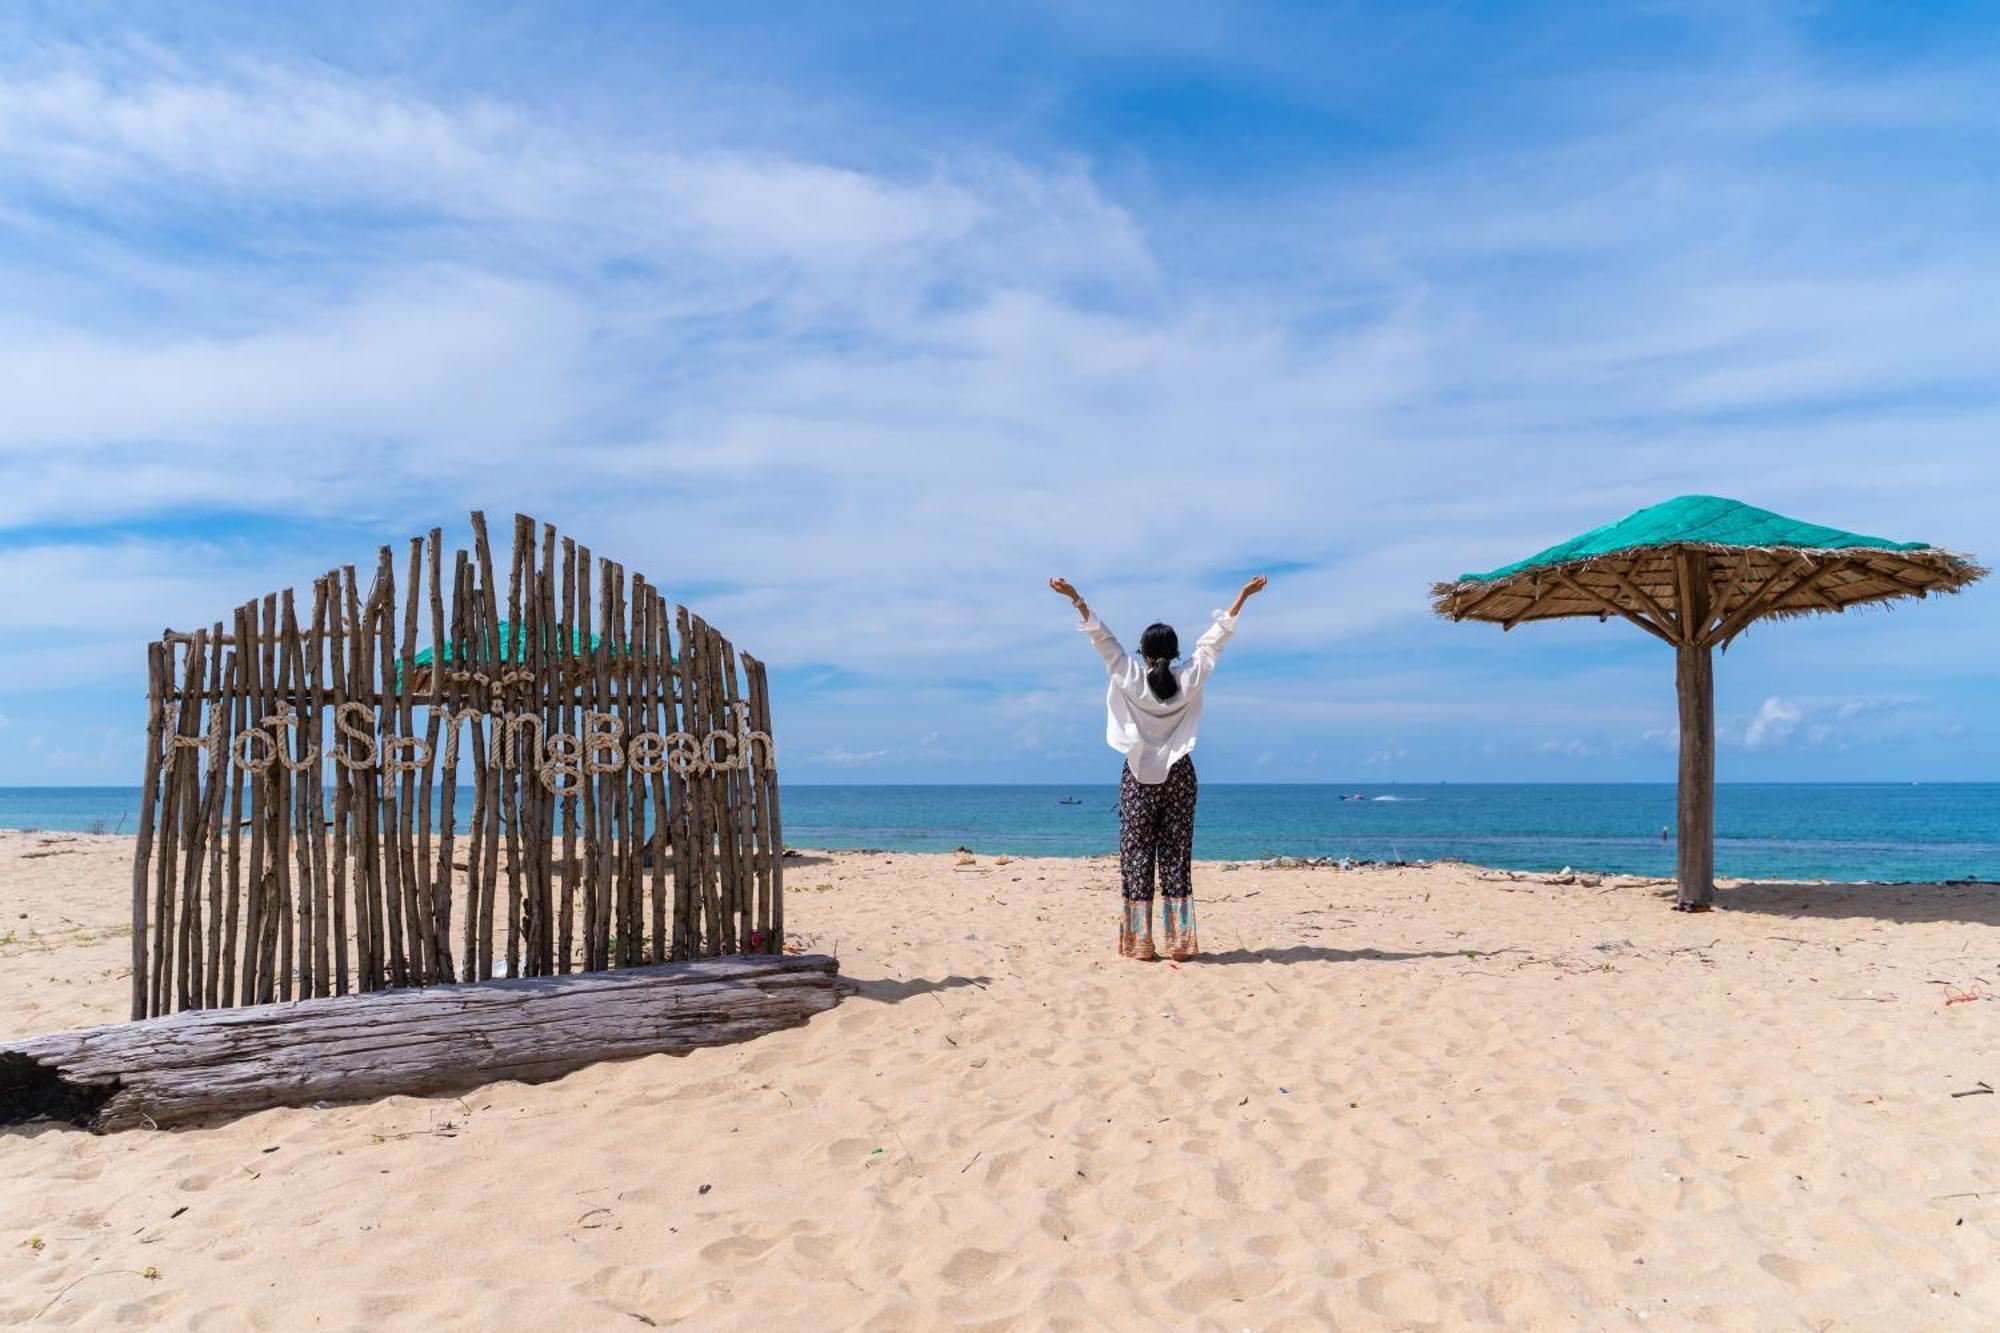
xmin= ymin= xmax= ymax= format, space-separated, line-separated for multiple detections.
xmin=1 ymin=954 xmax=840 ymax=1133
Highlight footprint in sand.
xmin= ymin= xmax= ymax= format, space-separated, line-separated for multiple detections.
xmin=699 ymin=1232 xmax=782 ymax=1266
xmin=1758 ymin=1252 xmax=1849 ymax=1289
xmin=939 ymin=1246 xmax=1007 ymax=1287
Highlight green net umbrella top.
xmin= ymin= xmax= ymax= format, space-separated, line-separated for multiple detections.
xmin=1455 ymin=495 xmax=1934 ymax=585
xmin=1431 ymin=495 xmax=1982 ymax=639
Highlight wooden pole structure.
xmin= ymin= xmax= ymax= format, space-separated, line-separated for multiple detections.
xmin=128 ymin=510 xmax=787 ymax=1017
xmin=1673 ymin=551 xmax=1716 ymax=911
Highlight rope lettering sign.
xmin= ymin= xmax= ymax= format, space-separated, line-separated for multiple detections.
xmin=129 ymin=512 xmax=784 ymax=1020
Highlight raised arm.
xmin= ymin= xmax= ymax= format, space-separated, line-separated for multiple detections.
xmin=1186 ymin=575 xmax=1269 ymax=685
xmin=1048 ymin=577 xmax=1090 ymax=622
xmin=1051 ymin=577 xmax=1135 ymax=678
xmin=1226 ymin=574 xmax=1268 ymax=619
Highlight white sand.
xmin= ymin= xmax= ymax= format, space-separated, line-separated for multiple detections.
xmin=3 ymin=829 xmax=1998 ymax=1329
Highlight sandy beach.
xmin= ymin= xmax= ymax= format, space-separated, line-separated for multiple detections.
xmin=3 ymin=829 xmax=1998 ymax=1329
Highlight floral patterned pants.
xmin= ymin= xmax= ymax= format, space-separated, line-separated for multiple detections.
xmin=1118 ymin=756 xmax=1198 ymax=960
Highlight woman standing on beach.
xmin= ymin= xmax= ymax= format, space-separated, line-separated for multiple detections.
xmin=1049 ymin=573 xmax=1268 ymax=961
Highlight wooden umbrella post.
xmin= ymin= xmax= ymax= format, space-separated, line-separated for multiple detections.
xmin=1673 ymin=551 xmax=1715 ymax=910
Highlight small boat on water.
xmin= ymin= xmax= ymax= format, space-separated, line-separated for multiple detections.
xmin=1058 ymin=796 xmax=1084 ymax=806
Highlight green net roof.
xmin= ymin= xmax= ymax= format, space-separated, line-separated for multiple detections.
xmin=1458 ymin=495 xmax=1936 ymax=584
xmin=397 ymin=620 xmax=677 ymax=688
xmin=407 ymin=621 xmax=602 ymax=670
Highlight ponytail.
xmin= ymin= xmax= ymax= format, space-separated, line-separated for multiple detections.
xmin=1138 ymin=623 xmax=1180 ymax=701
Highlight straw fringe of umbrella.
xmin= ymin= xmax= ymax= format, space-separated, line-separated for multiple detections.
xmin=1432 ymin=542 xmax=1984 ymax=648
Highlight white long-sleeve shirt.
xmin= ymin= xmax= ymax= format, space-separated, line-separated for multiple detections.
xmin=1078 ymin=610 xmax=1238 ymax=784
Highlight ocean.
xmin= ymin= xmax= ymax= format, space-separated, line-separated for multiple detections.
xmin=3 ymin=783 xmax=1995 ymax=883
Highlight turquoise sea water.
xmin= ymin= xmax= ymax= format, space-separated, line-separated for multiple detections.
xmin=3 ymin=783 xmax=1995 ymax=883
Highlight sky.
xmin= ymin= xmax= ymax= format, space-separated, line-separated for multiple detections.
xmin=0 ymin=0 xmax=1995 ymax=785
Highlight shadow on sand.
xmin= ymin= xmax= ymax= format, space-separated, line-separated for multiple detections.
xmin=1193 ymin=945 xmax=1475 ymax=966
xmin=842 ymin=974 xmax=994 ymax=1003
xmin=1703 ymin=880 xmax=2000 ymax=926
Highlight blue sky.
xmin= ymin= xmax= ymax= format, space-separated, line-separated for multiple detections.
xmin=0 ymin=1 xmax=1995 ymax=785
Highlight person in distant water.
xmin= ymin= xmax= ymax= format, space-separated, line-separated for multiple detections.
xmin=1048 ymin=573 xmax=1269 ymax=961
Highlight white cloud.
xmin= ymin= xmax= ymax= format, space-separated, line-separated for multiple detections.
xmin=813 ymin=746 xmax=896 ymax=766
xmin=0 ymin=27 xmax=1994 ymax=781
xmin=1742 ymin=696 xmax=1803 ymax=749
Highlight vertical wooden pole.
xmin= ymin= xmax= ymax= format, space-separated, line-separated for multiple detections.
xmin=592 ymin=556 xmax=615 ymax=970
xmin=398 ymin=537 xmax=430 ymax=983
xmin=238 ymin=602 xmax=267 ymax=1005
xmin=131 ymin=641 xmax=168 ymax=1020
xmin=423 ymin=529 xmax=449 ymax=980
xmin=664 ymin=605 xmax=692 ymax=960
xmin=330 ymin=571 xmax=356 ymax=998
xmin=535 ymin=521 xmax=558 ymax=975
xmin=257 ymin=594 xmax=284 ymax=1004
xmin=305 ymin=581 xmax=332 ymax=998
xmin=273 ymin=593 xmax=299 ymax=1002
xmin=1674 ymin=551 xmax=1716 ymax=911
xmin=641 ymin=587 xmax=669 ymax=964
xmin=202 ymin=621 xmax=229 ymax=1008
xmin=222 ymin=602 xmax=252 ymax=1007
xmin=716 ymin=632 xmax=750 ymax=953
xmin=613 ymin=565 xmax=638 ymax=966
xmin=471 ymin=513 xmax=503 ymax=980
xmin=368 ymin=548 xmax=407 ymax=989
xmin=172 ymin=629 xmax=207 ymax=1012
xmin=502 ymin=515 xmax=527 ymax=979
xmin=744 ymin=652 xmax=782 ymax=953
xmin=443 ymin=551 xmax=473 ymax=981
xmin=576 ymin=545 xmax=598 ymax=970
xmin=557 ymin=537 xmax=578 ymax=973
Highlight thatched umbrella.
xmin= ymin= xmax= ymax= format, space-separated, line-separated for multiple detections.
xmin=1431 ymin=495 xmax=1984 ymax=910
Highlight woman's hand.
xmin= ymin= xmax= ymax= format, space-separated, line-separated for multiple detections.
xmin=1049 ymin=577 xmax=1089 ymax=620
xmin=1228 ymin=574 xmax=1268 ymax=617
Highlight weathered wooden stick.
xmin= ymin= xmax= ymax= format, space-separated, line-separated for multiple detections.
xmin=347 ymin=568 xmax=379 ymax=991
xmin=238 ymin=601 xmax=267 ymax=1006
xmin=399 ymin=536 xmax=428 ymax=983
xmin=557 ymin=536 xmax=578 ymax=973
xmin=447 ymin=550 xmax=476 ymax=981
xmin=130 ymin=642 xmax=166 ymax=1020
xmin=221 ymin=603 xmax=251 ymax=1007
xmin=577 ymin=546 xmax=600 ymax=970
xmin=371 ymin=547 xmax=408 ymax=989
xmin=471 ymin=512 xmax=502 ymax=981
xmin=422 ymin=532 xmax=449 ymax=980
xmin=1 ymin=955 xmax=841 ymax=1134
xmin=330 ymin=572 xmax=356 ymax=998
xmin=502 ymin=514 xmax=527 ymax=979
xmin=612 ymin=563 xmax=637 ymax=966
xmin=533 ymin=520 xmax=558 ymax=976
xmin=663 ymin=597 xmax=693 ymax=961
xmin=305 ymin=582 xmax=332 ymax=999
xmin=745 ymin=652 xmax=782 ymax=951
xmin=275 ymin=591 xmax=299 ymax=1003
xmin=165 ymin=630 xmax=204 ymax=1013
xmin=202 ymin=622 xmax=229 ymax=1007
xmin=636 ymin=582 xmax=668 ymax=964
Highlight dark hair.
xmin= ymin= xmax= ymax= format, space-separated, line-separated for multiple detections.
xmin=1139 ymin=623 xmax=1180 ymax=701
